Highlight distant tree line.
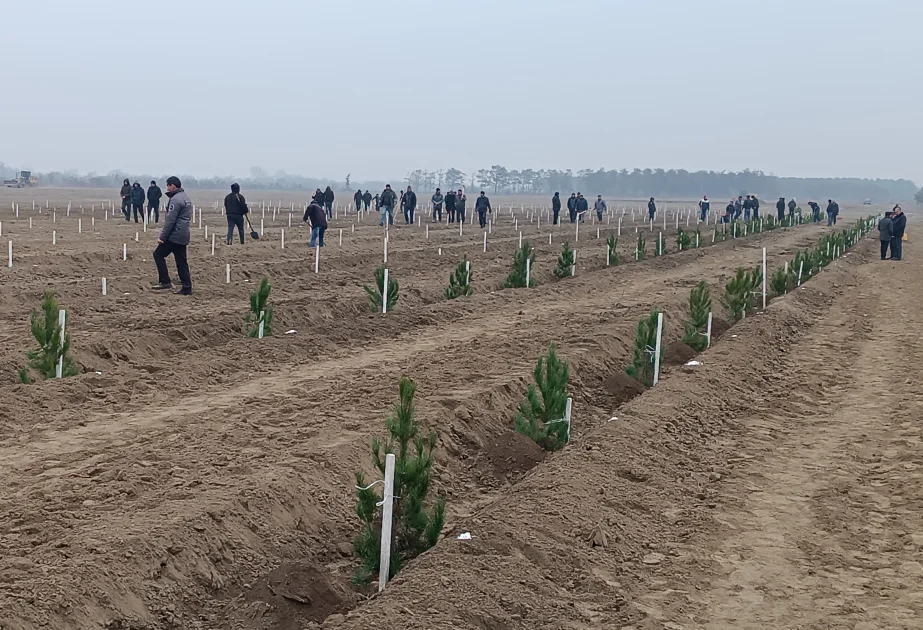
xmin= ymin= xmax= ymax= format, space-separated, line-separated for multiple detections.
xmin=2 ymin=160 xmax=916 ymax=201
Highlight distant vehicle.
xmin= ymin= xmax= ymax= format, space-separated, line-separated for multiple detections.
xmin=863 ymin=198 xmax=872 ymax=205
xmin=3 ymin=171 xmax=37 ymax=188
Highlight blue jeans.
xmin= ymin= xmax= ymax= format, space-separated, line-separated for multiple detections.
xmin=700 ymin=208 xmax=708 ymax=222
xmin=380 ymin=205 xmax=393 ymax=225
xmin=310 ymin=226 xmax=326 ymax=247
xmin=827 ymin=212 xmax=835 ymax=226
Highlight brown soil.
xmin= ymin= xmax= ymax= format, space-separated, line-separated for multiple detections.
xmin=0 ymin=188 xmax=891 ymax=630
xmin=709 ymin=315 xmax=732 ymax=341
xmin=480 ymin=431 xmax=547 ymax=483
xmin=663 ymin=339 xmax=697 ymax=365
xmin=602 ymin=371 xmax=647 ymax=404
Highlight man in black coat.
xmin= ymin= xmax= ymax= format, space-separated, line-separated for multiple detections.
xmin=475 ymin=191 xmax=492 ymax=228
xmin=890 ymin=206 xmax=906 ymax=261
xmin=575 ymin=193 xmax=588 ymax=222
xmin=353 ymin=189 xmax=363 ymax=213
xmin=445 ymin=189 xmax=457 ymax=223
xmin=224 ymin=183 xmax=249 ymax=245
xmin=743 ymin=195 xmax=753 ymax=221
xmin=402 ymin=186 xmax=417 ymax=224
xmin=323 ymin=186 xmax=335 ymax=218
xmin=147 ymin=180 xmax=163 ymax=223
xmin=362 ymin=190 xmax=372 ymax=210
xmin=567 ymin=193 xmax=577 ymax=223
xmin=552 ymin=192 xmax=562 ymax=225
xmin=648 ymin=197 xmax=656 ymax=221
xmin=776 ymin=197 xmax=786 ymax=221
xmin=130 ymin=182 xmax=146 ymax=223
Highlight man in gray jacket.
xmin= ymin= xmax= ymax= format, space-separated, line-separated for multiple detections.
xmin=153 ymin=176 xmax=193 ymax=295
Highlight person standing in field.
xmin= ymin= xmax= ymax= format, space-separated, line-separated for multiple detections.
xmin=152 ymin=176 xmax=192 ymax=295
xmin=373 ymin=192 xmax=380 ymax=211
xmin=363 ymin=190 xmax=372 ymax=211
xmin=734 ymin=195 xmax=743 ymax=221
xmin=431 ymin=187 xmax=444 ymax=222
xmin=147 ymin=180 xmax=162 ymax=223
xmin=402 ymin=185 xmax=417 ymax=224
xmin=743 ymin=195 xmax=753 ymax=221
xmin=323 ymin=186 xmax=335 ymax=218
xmin=826 ymin=199 xmax=837 ymax=226
xmin=776 ymin=197 xmax=786 ymax=221
xmin=890 ymin=205 xmax=906 ymax=261
xmin=552 ymin=192 xmax=562 ymax=225
xmin=788 ymin=198 xmax=797 ymax=220
xmin=303 ymin=198 xmax=328 ymax=247
xmin=724 ymin=200 xmax=735 ymax=224
xmin=353 ymin=189 xmax=363 ymax=213
xmin=456 ymin=189 xmax=467 ymax=224
xmin=119 ymin=178 xmax=132 ymax=221
xmin=807 ymin=201 xmax=820 ymax=222
xmin=698 ymin=195 xmax=710 ymax=222
xmin=312 ymin=188 xmax=324 ymax=206
xmin=130 ymin=182 xmax=146 ymax=223
xmin=223 ymin=183 xmax=249 ymax=245
xmin=594 ymin=195 xmax=607 ymax=221
xmin=567 ymin=193 xmax=578 ymax=223
xmin=379 ymin=184 xmax=396 ymax=226
xmin=475 ymin=191 xmax=491 ymax=228
xmin=751 ymin=195 xmax=760 ymax=220
xmin=648 ymin=197 xmax=656 ymax=222
xmin=445 ymin=188 xmax=457 ymax=223
xmin=878 ymin=211 xmax=893 ymax=260
xmin=575 ymin=193 xmax=588 ymax=222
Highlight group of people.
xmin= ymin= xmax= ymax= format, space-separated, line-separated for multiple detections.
xmin=368 ymin=185 xmax=494 ymax=227
xmin=119 ymin=178 xmax=163 ymax=223
xmin=877 ymin=206 xmax=907 ymax=261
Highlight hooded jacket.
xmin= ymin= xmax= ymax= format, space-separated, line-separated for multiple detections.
xmin=159 ymin=189 xmax=192 ymax=246
xmin=475 ymin=195 xmax=491 ymax=212
xmin=354 ymin=190 xmax=363 ymax=206
xmin=891 ymin=212 xmax=907 ymax=239
xmin=788 ymin=199 xmax=796 ymax=212
xmin=120 ymin=183 xmax=131 ymax=199
xmin=147 ymin=184 xmax=162 ymax=206
xmin=363 ymin=191 xmax=372 ymax=204
xmin=878 ymin=216 xmax=893 ymax=241
xmin=777 ymin=199 xmax=786 ymax=214
xmin=751 ymin=197 xmax=760 ymax=210
xmin=552 ymin=194 xmax=561 ymax=211
xmin=648 ymin=199 xmax=656 ymax=215
xmin=324 ymin=188 xmax=335 ymax=204
xmin=567 ymin=195 xmax=577 ymax=211
xmin=380 ymin=188 xmax=397 ymax=208
xmin=130 ymin=184 xmax=145 ymax=205
xmin=224 ymin=192 xmax=249 ymax=216
xmin=303 ymin=202 xmax=327 ymax=228
xmin=575 ymin=196 xmax=588 ymax=212
xmin=445 ymin=190 xmax=456 ymax=209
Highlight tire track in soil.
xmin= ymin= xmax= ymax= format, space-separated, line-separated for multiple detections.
xmin=0 ymin=223 xmax=828 ymax=629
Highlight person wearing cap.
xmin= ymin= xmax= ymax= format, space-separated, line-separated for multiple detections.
xmin=551 ymin=192 xmax=561 ymax=225
xmin=379 ymin=184 xmax=397 ymax=226
xmin=475 ymin=191 xmax=491 ymax=228
xmin=751 ymin=195 xmax=760 ymax=220
xmin=147 ymin=180 xmax=163 ymax=223
xmin=130 ymin=182 xmax=146 ymax=223
xmin=431 ymin=187 xmax=444 ymax=222
xmin=594 ymin=194 xmax=607 ymax=221
xmin=152 ymin=176 xmax=193 ymax=295
xmin=224 ymin=183 xmax=249 ymax=245
xmin=119 ymin=178 xmax=132 ymax=221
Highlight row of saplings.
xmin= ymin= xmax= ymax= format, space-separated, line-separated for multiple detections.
xmin=343 ymin=215 xmax=876 ymax=590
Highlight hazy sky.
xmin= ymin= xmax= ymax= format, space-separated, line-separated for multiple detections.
xmin=3 ymin=0 xmax=920 ymax=183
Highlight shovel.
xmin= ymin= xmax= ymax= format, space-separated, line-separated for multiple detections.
xmin=246 ymin=216 xmax=260 ymax=240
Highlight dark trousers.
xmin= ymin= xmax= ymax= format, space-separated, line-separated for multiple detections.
xmin=777 ymin=210 xmax=785 ymax=221
xmin=324 ymin=201 xmax=333 ymax=218
xmin=457 ymin=208 xmax=466 ymax=223
xmin=121 ymin=199 xmax=131 ymax=220
xmin=403 ymin=207 xmax=415 ymax=224
xmin=148 ymin=203 xmax=160 ymax=223
xmin=154 ymin=241 xmax=192 ymax=293
xmin=891 ymin=237 xmax=903 ymax=260
xmin=553 ymin=209 xmax=560 ymax=225
xmin=569 ymin=209 xmax=577 ymax=223
xmin=596 ymin=210 xmax=603 ymax=221
xmin=881 ymin=240 xmax=890 ymax=259
xmin=227 ymin=215 xmax=245 ymax=244
xmin=447 ymin=207 xmax=456 ymax=223
xmin=132 ymin=203 xmax=144 ymax=222
xmin=363 ymin=201 xmax=370 ymax=211
xmin=477 ymin=209 xmax=488 ymax=228
xmin=432 ymin=205 xmax=443 ymax=222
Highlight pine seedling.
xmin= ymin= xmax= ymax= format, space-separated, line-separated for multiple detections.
xmin=364 ymin=266 xmax=399 ymax=311
xmin=24 ymin=289 xmax=78 ymax=380
xmin=625 ymin=310 xmax=662 ymax=387
xmin=504 ymin=241 xmax=536 ymax=288
xmin=636 ymin=232 xmax=647 ymax=260
xmin=693 ymin=228 xmax=702 ymax=248
xmin=352 ymin=377 xmax=446 ymax=585
xmin=514 ymin=343 xmax=570 ymax=451
xmin=245 ymin=277 xmax=274 ymax=337
xmin=682 ymin=281 xmax=712 ymax=352
xmin=444 ymin=256 xmax=472 ymax=300
xmin=606 ymin=234 xmax=620 ymax=265
xmin=553 ymin=242 xmax=576 ymax=279
xmin=769 ymin=267 xmax=790 ymax=297
xmin=676 ymin=228 xmax=691 ymax=251
xmin=722 ymin=268 xmax=750 ymax=322
xmin=745 ymin=266 xmax=763 ymax=314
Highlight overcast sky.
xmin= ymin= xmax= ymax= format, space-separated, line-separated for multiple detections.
xmin=2 ymin=0 xmax=920 ymax=183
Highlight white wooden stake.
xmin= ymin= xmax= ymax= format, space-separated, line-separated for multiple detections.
xmin=525 ymin=258 xmax=531 ymax=287
xmin=483 ymin=231 xmax=487 ymax=252
xmin=705 ymin=312 xmax=713 ymax=348
xmin=281 ymin=228 xmax=285 ymax=249
xmin=258 ymin=310 xmax=265 ymax=339
xmin=382 ymin=268 xmax=389 ymax=314
xmin=123 ymin=243 xmax=127 ymax=260
xmin=571 ymin=249 xmax=577 ymax=276
xmin=652 ymin=312 xmax=664 ymax=386
xmin=314 ymin=245 xmax=319 ymax=273
xmin=78 ymin=219 xmax=82 ymax=233
xmin=7 ymin=240 xmax=11 ymax=268
xmin=378 ymin=453 xmax=396 ymax=592
xmin=211 ymin=234 xmax=216 ymax=255
xmin=797 ymin=260 xmax=804 ymax=286
xmin=618 ymin=217 xmax=622 ymax=236
xmin=339 ymin=228 xmax=343 ymax=245
xmin=53 ymin=231 xmax=57 ymax=245
xmin=762 ymin=247 xmax=767 ymax=309
xmin=55 ymin=310 xmax=66 ymax=378
xmin=519 ymin=231 xmax=522 ymax=248
xmin=575 ymin=221 xmax=579 ymax=242
xmin=606 ymin=243 xmax=610 ymax=267
xmin=226 ymin=263 xmax=230 ymax=283
xmin=383 ymin=237 xmax=388 ymax=263
xmin=102 ymin=277 xmax=107 ymax=296
xmin=466 ymin=260 xmax=470 ymax=285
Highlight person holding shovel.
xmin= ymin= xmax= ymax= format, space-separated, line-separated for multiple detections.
xmin=223 ymin=183 xmax=249 ymax=245
xmin=303 ymin=198 xmax=327 ymax=247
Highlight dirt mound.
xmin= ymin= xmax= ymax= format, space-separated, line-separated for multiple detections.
xmin=664 ymin=340 xmax=697 ymax=365
xmin=710 ymin=316 xmax=732 ymax=341
xmin=603 ymin=371 xmax=646 ymax=405
xmin=481 ymin=431 xmax=546 ymax=482
xmin=237 ymin=562 xmax=352 ymax=629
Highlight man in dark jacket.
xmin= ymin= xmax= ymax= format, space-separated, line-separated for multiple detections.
xmin=120 ymin=178 xmax=132 ymax=221
xmin=890 ymin=206 xmax=906 ymax=261
xmin=826 ymin=199 xmax=837 ymax=226
xmin=743 ymin=195 xmax=753 ymax=221
xmin=567 ymin=193 xmax=578 ymax=223
xmin=475 ymin=191 xmax=491 ymax=228
xmin=699 ymin=196 xmax=710 ymax=222
xmin=878 ymin=212 xmax=894 ymax=260
xmin=324 ymin=186 xmax=335 ymax=218
xmin=734 ymin=196 xmax=743 ymax=220
xmin=552 ymin=192 xmax=562 ymax=225
xmin=129 ymin=182 xmax=146 ymax=223
xmin=776 ymin=197 xmax=786 ymax=222
xmin=362 ymin=190 xmax=372 ymax=210
xmin=147 ymin=180 xmax=163 ymax=223
xmin=788 ymin=198 xmax=797 ymax=221
xmin=224 ymin=183 xmax=249 ymax=245
xmin=456 ymin=189 xmax=467 ymax=224
xmin=431 ymin=188 xmax=444 ymax=222
xmin=575 ymin=193 xmax=588 ymax=222
xmin=594 ymin=195 xmax=607 ymax=221
xmin=724 ymin=200 xmax=735 ymax=224
xmin=379 ymin=185 xmax=396 ymax=226
xmin=354 ymin=189 xmax=363 ymax=213
xmin=153 ymin=176 xmax=192 ymax=295
xmin=445 ymin=189 xmax=457 ymax=223
xmin=648 ymin=197 xmax=656 ymax=221
xmin=303 ymin=199 xmax=328 ymax=247
xmin=401 ymin=186 xmax=417 ymax=224
xmin=751 ymin=195 xmax=760 ymax=220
